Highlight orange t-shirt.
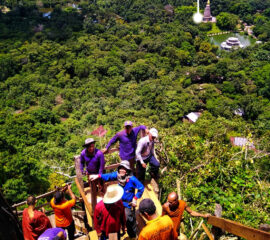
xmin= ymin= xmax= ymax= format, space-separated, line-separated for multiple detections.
xmin=50 ymin=198 xmax=76 ymax=227
xmin=138 ymin=215 xmax=178 ymax=240
xmin=162 ymin=200 xmax=186 ymax=234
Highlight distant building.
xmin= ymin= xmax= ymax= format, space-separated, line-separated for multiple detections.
xmin=230 ymin=137 xmax=255 ymax=150
xmin=221 ymin=37 xmax=243 ymax=51
xmin=183 ymin=112 xmax=202 ymax=123
xmin=234 ymin=108 xmax=244 ymax=117
xmin=203 ymin=0 xmax=216 ymax=23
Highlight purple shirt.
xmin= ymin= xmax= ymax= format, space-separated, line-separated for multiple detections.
xmin=80 ymin=148 xmax=105 ymax=174
xmin=38 ymin=228 xmax=66 ymax=240
xmin=106 ymin=125 xmax=146 ymax=160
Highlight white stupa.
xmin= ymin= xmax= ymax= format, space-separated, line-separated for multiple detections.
xmin=221 ymin=37 xmax=244 ymax=50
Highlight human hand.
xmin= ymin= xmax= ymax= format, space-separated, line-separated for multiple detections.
xmin=89 ymin=174 xmax=99 ymax=181
xmin=102 ymin=148 xmax=108 ymax=154
xmin=131 ymin=198 xmax=137 ymax=207
xmin=204 ymin=213 xmax=211 ymax=218
xmin=142 ymin=163 xmax=147 ymax=168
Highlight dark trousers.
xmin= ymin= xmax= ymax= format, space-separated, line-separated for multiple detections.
xmin=62 ymin=220 xmax=75 ymax=240
xmin=136 ymin=154 xmax=160 ymax=183
xmin=125 ymin=207 xmax=136 ymax=238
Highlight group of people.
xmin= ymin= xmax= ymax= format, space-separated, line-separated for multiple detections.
xmin=80 ymin=121 xmax=160 ymax=183
xmin=22 ymin=184 xmax=75 ymax=240
xmin=22 ymin=120 xmax=211 ymax=240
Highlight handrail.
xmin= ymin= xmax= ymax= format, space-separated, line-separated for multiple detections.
xmin=75 ymin=177 xmax=93 ymax=216
xmin=207 ymin=216 xmax=270 ymax=240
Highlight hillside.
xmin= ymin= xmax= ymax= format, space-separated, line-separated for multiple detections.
xmin=0 ymin=0 xmax=269 ymax=232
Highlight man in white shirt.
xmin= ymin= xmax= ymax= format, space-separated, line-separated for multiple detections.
xmin=136 ymin=128 xmax=160 ymax=183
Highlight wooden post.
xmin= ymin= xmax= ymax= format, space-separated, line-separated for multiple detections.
xmin=74 ymin=155 xmax=83 ymax=190
xmin=202 ymin=223 xmax=214 ymax=240
xmin=75 ymin=177 xmax=92 ymax=216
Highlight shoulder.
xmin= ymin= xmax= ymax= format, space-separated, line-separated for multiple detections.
xmin=161 ymin=215 xmax=174 ymax=225
xmin=96 ymin=149 xmax=104 ymax=157
xmin=80 ymin=149 xmax=86 ymax=156
xmin=179 ymin=200 xmax=187 ymax=207
xmin=138 ymin=136 xmax=148 ymax=144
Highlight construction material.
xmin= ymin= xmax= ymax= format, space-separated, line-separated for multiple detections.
xmin=202 ymin=223 xmax=214 ymax=240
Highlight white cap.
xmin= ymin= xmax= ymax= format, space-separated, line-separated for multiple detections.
xmin=149 ymin=128 xmax=158 ymax=138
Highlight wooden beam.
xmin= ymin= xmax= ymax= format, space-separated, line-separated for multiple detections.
xmin=75 ymin=177 xmax=92 ymax=216
xmin=202 ymin=223 xmax=214 ymax=240
xmin=12 ymin=189 xmax=58 ymax=208
xmin=207 ymin=216 xmax=270 ymax=240
xmin=105 ymin=163 xmax=120 ymax=170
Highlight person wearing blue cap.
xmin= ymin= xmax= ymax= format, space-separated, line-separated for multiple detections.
xmin=103 ymin=121 xmax=148 ymax=172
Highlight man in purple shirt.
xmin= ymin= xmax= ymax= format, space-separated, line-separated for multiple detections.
xmin=103 ymin=121 xmax=147 ymax=172
xmin=80 ymin=138 xmax=105 ymax=210
xmin=80 ymin=138 xmax=105 ymax=175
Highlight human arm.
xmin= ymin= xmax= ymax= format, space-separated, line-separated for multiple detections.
xmin=162 ymin=203 xmax=169 ymax=216
xmin=133 ymin=177 xmax=145 ymax=199
xmin=185 ymin=206 xmax=211 ymax=218
xmin=89 ymin=171 xmax=118 ymax=182
xmin=104 ymin=133 xmax=119 ymax=152
xmin=136 ymin=139 xmax=147 ymax=168
xmin=67 ymin=184 xmax=76 ymax=201
xmin=98 ymin=151 xmax=105 ymax=175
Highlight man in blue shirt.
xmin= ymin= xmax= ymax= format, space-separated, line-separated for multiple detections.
xmin=90 ymin=161 xmax=144 ymax=239
xmin=103 ymin=121 xmax=147 ymax=172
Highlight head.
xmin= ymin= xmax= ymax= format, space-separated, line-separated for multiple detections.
xmin=139 ymin=198 xmax=156 ymax=220
xmin=26 ymin=195 xmax=37 ymax=206
xmin=54 ymin=191 xmax=64 ymax=205
xmin=149 ymin=128 xmax=158 ymax=141
xmin=167 ymin=192 xmax=179 ymax=210
xmin=124 ymin=121 xmax=133 ymax=135
xmin=83 ymin=138 xmax=95 ymax=154
xmin=117 ymin=160 xmax=131 ymax=177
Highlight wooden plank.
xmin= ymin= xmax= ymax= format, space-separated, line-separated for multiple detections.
xmin=105 ymin=163 xmax=120 ymax=170
xmin=207 ymin=216 xmax=270 ymax=240
xmin=12 ymin=189 xmax=57 ymax=208
xmin=75 ymin=178 xmax=93 ymax=216
xmin=202 ymin=223 xmax=214 ymax=240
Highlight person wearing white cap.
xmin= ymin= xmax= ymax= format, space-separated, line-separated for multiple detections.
xmin=136 ymin=128 xmax=160 ymax=183
xmin=94 ymin=184 xmax=126 ymax=240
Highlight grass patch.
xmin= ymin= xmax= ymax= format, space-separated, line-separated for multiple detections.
xmin=207 ymin=23 xmax=222 ymax=34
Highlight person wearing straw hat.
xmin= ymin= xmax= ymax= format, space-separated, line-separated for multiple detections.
xmin=90 ymin=160 xmax=144 ymax=239
xmin=94 ymin=184 xmax=126 ymax=240
xmin=102 ymin=121 xmax=148 ymax=172
xmin=136 ymin=128 xmax=160 ymax=183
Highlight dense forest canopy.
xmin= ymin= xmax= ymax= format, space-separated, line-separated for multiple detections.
xmin=0 ymin=0 xmax=269 ymax=231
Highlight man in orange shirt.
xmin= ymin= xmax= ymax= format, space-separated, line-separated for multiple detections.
xmin=162 ymin=192 xmax=211 ymax=235
xmin=50 ymin=185 xmax=76 ymax=240
xmin=138 ymin=198 xmax=177 ymax=240
xmin=22 ymin=195 xmax=52 ymax=240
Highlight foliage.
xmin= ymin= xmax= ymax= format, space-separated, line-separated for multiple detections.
xmin=0 ymin=0 xmax=269 ymax=232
